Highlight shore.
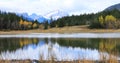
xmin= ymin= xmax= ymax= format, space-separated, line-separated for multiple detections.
xmin=0 ymin=25 xmax=120 ymax=35
xmin=0 ymin=60 xmax=118 ymax=63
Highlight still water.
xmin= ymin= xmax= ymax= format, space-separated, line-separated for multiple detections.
xmin=0 ymin=37 xmax=120 ymax=61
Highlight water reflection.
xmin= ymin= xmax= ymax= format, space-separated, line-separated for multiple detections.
xmin=0 ymin=38 xmax=119 ymax=61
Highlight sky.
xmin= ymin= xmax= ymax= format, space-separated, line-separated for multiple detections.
xmin=0 ymin=0 xmax=120 ymax=15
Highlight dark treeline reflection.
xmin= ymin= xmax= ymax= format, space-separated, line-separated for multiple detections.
xmin=0 ymin=38 xmax=120 ymax=54
xmin=0 ymin=38 xmax=40 ymax=52
xmin=51 ymin=38 xmax=120 ymax=53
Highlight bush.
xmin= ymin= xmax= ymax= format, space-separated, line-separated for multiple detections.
xmin=90 ymin=15 xmax=120 ymax=29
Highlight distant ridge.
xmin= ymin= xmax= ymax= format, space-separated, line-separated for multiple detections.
xmin=105 ymin=3 xmax=120 ymax=11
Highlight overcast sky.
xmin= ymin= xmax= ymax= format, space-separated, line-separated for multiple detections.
xmin=0 ymin=0 xmax=120 ymax=15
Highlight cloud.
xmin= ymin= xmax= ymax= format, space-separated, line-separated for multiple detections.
xmin=0 ymin=0 xmax=120 ymax=15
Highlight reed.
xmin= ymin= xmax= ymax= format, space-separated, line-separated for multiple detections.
xmin=0 ymin=53 xmax=119 ymax=63
xmin=39 ymin=54 xmax=44 ymax=63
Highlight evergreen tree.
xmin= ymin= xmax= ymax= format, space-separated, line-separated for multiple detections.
xmin=44 ymin=21 xmax=49 ymax=29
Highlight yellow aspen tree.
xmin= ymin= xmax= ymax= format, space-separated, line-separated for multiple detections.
xmin=28 ymin=22 xmax=32 ymax=25
xmin=105 ymin=15 xmax=116 ymax=22
xmin=99 ymin=16 xmax=104 ymax=27
xmin=28 ymin=22 xmax=32 ymax=29
xmin=23 ymin=21 xmax=29 ymax=26
xmin=19 ymin=19 xmax=24 ymax=25
xmin=33 ymin=23 xmax=38 ymax=28
xmin=105 ymin=15 xmax=117 ymax=29
xmin=99 ymin=16 xmax=104 ymax=25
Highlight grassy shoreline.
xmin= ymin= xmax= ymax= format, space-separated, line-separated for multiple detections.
xmin=0 ymin=25 xmax=120 ymax=35
xmin=0 ymin=60 xmax=119 ymax=63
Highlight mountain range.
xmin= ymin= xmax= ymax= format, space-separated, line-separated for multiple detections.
xmin=16 ymin=3 xmax=120 ymax=23
xmin=17 ymin=10 xmax=68 ymax=23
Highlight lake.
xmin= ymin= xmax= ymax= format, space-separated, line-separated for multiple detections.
xmin=0 ymin=33 xmax=120 ymax=61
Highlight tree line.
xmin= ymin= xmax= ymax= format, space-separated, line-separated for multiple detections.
xmin=1 ymin=9 xmax=120 ymax=30
xmin=0 ymin=11 xmax=39 ymax=30
xmin=47 ymin=9 xmax=120 ymax=29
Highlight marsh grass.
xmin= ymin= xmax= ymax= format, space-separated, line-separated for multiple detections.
xmin=0 ymin=59 xmax=118 ymax=63
xmin=0 ymin=53 xmax=119 ymax=63
xmin=0 ymin=48 xmax=119 ymax=63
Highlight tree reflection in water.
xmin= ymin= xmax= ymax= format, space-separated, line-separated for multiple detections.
xmin=0 ymin=38 xmax=120 ymax=61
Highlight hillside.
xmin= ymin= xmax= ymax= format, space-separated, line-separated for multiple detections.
xmin=105 ymin=3 xmax=120 ymax=11
xmin=48 ymin=3 xmax=120 ymax=29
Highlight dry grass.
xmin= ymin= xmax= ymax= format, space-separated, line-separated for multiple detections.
xmin=38 ymin=25 xmax=120 ymax=33
xmin=0 ymin=58 xmax=119 ymax=63
xmin=0 ymin=60 xmax=31 ymax=63
xmin=0 ymin=25 xmax=120 ymax=35
xmin=0 ymin=60 xmax=118 ymax=63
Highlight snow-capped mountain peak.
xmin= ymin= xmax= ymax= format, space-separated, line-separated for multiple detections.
xmin=16 ymin=10 xmax=69 ymax=23
xmin=29 ymin=13 xmax=41 ymax=21
xmin=44 ymin=10 xmax=68 ymax=20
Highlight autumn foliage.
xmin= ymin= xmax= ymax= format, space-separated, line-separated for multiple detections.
xmin=19 ymin=19 xmax=38 ymax=30
xmin=98 ymin=15 xmax=120 ymax=29
xmin=90 ymin=14 xmax=120 ymax=29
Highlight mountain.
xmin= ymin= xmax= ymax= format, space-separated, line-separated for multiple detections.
xmin=105 ymin=3 xmax=120 ymax=11
xmin=17 ymin=13 xmax=47 ymax=23
xmin=17 ymin=13 xmax=33 ymax=21
xmin=29 ymin=13 xmax=40 ymax=21
xmin=29 ymin=13 xmax=47 ymax=23
xmin=44 ymin=10 xmax=68 ymax=20
xmin=16 ymin=10 xmax=68 ymax=23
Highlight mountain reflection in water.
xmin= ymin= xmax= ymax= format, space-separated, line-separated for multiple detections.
xmin=0 ymin=38 xmax=119 ymax=61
